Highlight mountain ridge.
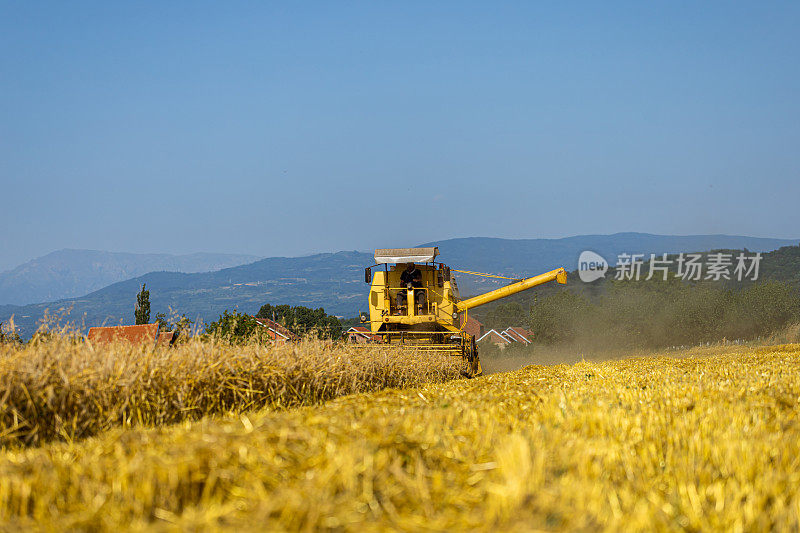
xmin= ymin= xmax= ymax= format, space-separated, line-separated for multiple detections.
xmin=1 ymin=233 xmax=796 ymax=338
xmin=0 ymin=249 xmax=263 ymax=306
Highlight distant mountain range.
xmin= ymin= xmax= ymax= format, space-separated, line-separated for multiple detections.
xmin=419 ymin=233 xmax=799 ymax=295
xmin=1 ymin=233 xmax=796 ymax=338
xmin=0 ymin=250 xmax=262 ymax=306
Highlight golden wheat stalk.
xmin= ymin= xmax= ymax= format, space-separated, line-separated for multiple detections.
xmin=0 ymin=344 xmax=798 ymax=530
xmin=0 ymin=336 xmax=463 ymax=448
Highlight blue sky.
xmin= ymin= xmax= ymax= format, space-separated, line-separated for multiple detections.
xmin=1 ymin=2 xmax=798 ymax=271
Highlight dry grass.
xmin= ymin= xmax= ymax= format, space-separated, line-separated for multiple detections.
xmin=1 ymin=343 xmax=798 ymax=530
xmin=0 ymin=338 xmax=464 ymax=448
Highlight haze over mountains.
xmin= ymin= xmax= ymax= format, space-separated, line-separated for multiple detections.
xmin=0 ymin=250 xmax=262 ymax=306
xmin=1 ymin=233 xmax=796 ymax=338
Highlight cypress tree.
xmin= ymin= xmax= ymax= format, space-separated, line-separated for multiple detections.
xmin=135 ymin=284 xmax=151 ymax=325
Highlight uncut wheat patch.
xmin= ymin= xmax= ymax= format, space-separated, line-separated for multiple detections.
xmin=0 ymin=337 xmax=463 ymax=448
xmin=0 ymin=344 xmax=798 ymax=531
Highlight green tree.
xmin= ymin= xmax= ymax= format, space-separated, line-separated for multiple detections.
xmin=172 ymin=315 xmax=195 ymax=340
xmin=725 ymin=281 xmax=800 ymax=339
xmin=484 ymin=302 xmax=527 ymax=330
xmin=205 ymin=310 xmax=262 ymax=344
xmin=135 ymin=284 xmax=150 ymax=325
xmin=528 ymin=290 xmax=593 ymax=345
xmin=0 ymin=321 xmax=23 ymax=345
xmin=155 ymin=312 xmax=195 ymax=344
xmin=155 ymin=312 xmax=170 ymax=332
xmin=524 ymin=278 xmax=800 ymax=350
xmin=256 ymin=303 xmax=342 ymax=339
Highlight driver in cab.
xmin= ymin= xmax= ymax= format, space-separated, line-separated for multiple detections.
xmin=396 ymin=263 xmax=426 ymax=313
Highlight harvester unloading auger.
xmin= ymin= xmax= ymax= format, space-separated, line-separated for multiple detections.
xmin=361 ymin=247 xmax=567 ymax=377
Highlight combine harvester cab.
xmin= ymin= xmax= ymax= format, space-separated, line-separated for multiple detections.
xmin=362 ymin=247 xmax=567 ymax=377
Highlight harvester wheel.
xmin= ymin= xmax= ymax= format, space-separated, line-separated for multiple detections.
xmin=470 ymin=336 xmax=482 ymax=377
xmin=461 ymin=335 xmax=483 ymax=378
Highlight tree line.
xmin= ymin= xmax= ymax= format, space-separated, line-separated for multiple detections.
xmin=204 ymin=305 xmax=343 ymax=343
xmin=483 ymin=278 xmax=800 ymax=350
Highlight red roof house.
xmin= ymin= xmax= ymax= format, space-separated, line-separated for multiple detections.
xmin=463 ymin=316 xmax=484 ymax=339
xmin=156 ymin=331 xmax=176 ymax=347
xmin=346 ymin=326 xmax=380 ymax=343
xmin=87 ymin=324 xmax=160 ymax=346
xmin=477 ymin=329 xmax=512 ymax=348
xmin=252 ymin=316 xmax=300 ymax=343
xmin=503 ymin=327 xmax=533 ymax=345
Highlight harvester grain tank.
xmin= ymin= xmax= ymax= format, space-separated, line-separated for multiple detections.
xmin=362 ymin=247 xmax=567 ymax=376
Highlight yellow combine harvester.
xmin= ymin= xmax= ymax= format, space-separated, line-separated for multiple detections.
xmin=361 ymin=247 xmax=567 ymax=376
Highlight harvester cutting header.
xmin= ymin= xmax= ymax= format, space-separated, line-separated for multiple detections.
xmin=361 ymin=247 xmax=567 ymax=376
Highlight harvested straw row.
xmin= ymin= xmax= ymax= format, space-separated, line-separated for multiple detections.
xmin=0 ymin=338 xmax=463 ymax=448
xmin=0 ymin=344 xmax=798 ymax=530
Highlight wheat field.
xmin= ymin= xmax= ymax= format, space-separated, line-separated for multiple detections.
xmin=0 ymin=338 xmax=463 ymax=448
xmin=0 ymin=342 xmax=798 ymax=531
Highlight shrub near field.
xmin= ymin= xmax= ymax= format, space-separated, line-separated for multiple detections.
xmin=0 ymin=344 xmax=798 ymax=530
xmin=0 ymin=338 xmax=463 ymax=448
